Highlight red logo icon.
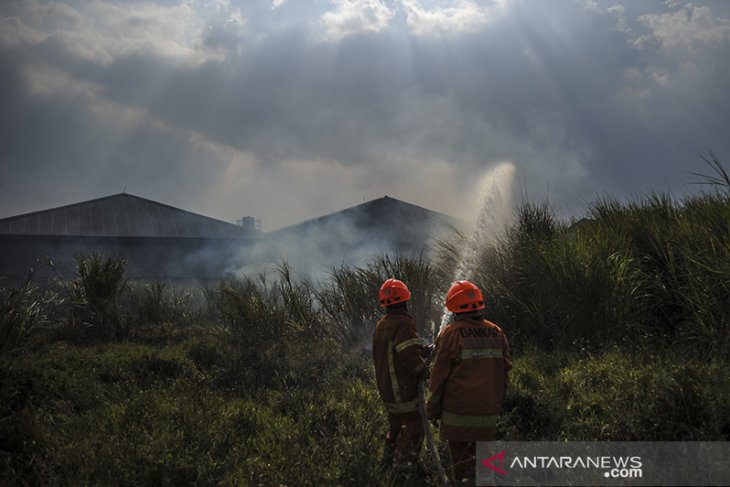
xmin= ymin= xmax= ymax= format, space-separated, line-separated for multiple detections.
xmin=482 ymin=451 xmax=508 ymax=475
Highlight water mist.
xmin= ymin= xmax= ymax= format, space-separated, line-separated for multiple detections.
xmin=437 ymin=162 xmax=516 ymax=335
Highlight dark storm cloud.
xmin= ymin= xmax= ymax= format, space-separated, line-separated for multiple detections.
xmin=1 ymin=0 xmax=729 ymax=228
xmin=0 ymin=47 xmax=231 ymax=216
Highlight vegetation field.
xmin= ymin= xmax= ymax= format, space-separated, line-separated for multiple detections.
xmin=2 ymin=181 xmax=729 ymax=485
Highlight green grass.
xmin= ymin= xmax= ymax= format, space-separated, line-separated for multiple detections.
xmin=2 ymin=183 xmax=730 ymax=485
xmin=0 ymin=335 xmax=393 ymax=486
xmin=501 ymin=349 xmax=730 ymax=442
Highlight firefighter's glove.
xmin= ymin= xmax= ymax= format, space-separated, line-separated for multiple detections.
xmin=430 ymin=418 xmax=440 ymax=428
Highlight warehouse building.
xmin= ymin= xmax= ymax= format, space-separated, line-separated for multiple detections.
xmin=270 ymin=196 xmax=456 ymax=258
xmin=0 ymin=193 xmax=456 ymax=282
xmin=0 ymin=193 xmax=258 ymax=282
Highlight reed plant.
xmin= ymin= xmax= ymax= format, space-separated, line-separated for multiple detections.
xmin=2 ymin=159 xmax=730 ymax=485
xmin=68 ymin=253 xmax=129 ymax=341
xmin=459 ymin=191 xmax=730 ymax=357
xmin=317 ymin=253 xmax=440 ymax=345
xmin=126 ymin=281 xmax=202 ymax=340
xmin=0 ymin=277 xmax=54 ymax=359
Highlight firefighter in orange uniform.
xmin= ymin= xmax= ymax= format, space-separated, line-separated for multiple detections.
xmin=373 ymin=278 xmax=428 ymax=480
xmin=427 ymin=280 xmax=512 ymax=485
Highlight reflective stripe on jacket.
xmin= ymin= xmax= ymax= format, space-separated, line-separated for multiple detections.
xmin=373 ymin=310 xmax=426 ymax=414
xmin=426 ymin=315 xmax=512 ymax=441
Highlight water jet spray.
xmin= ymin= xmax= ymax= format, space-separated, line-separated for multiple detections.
xmin=437 ymin=162 xmax=516 ymax=334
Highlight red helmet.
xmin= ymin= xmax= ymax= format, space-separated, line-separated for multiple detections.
xmin=378 ymin=278 xmax=411 ymax=307
xmin=445 ymin=280 xmax=485 ymax=312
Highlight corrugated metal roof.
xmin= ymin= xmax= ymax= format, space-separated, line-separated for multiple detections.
xmin=272 ymin=196 xmax=457 ymax=235
xmin=0 ymin=193 xmax=249 ymax=238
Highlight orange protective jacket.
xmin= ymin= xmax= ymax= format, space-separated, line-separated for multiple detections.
xmin=426 ymin=314 xmax=512 ymax=441
xmin=373 ymin=309 xmax=427 ymax=414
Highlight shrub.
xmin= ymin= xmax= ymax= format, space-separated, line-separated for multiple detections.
xmin=127 ymin=281 xmax=201 ymax=337
xmin=204 ymin=265 xmax=331 ymax=388
xmin=68 ymin=253 xmax=128 ymax=341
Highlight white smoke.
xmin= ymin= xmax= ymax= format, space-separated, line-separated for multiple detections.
xmin=222 ymin=208 xmax=455 ymax=283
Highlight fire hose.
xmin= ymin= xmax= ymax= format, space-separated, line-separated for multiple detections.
xmin=418 ymin=380 xmax=450 ymax=487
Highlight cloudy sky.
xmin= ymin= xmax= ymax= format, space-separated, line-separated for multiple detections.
xmin=1 ymin=0 xmax=729 ymax=230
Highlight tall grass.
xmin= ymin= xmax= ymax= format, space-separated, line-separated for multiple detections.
xmin=127 ymin=281 xmax=201 ymax=332
xmin=463 ymin=192 xmax=730 ymax=356
xmin=317 ymin=253 xmax=441 ymax=345
xmin=204 ymin=275 xmax=289 ymax=387
xmin=2 ymin=174 xmax=730 ymax=485
xmin=203 ymin=263 xmax=340 ymax=389
xmin=0 ymin=277 xmax=51 ymax=359
xmin=690 ymin=151 xmax=730 ymax=195
xmin=68 ymin=253 xmax=129 ymax=341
